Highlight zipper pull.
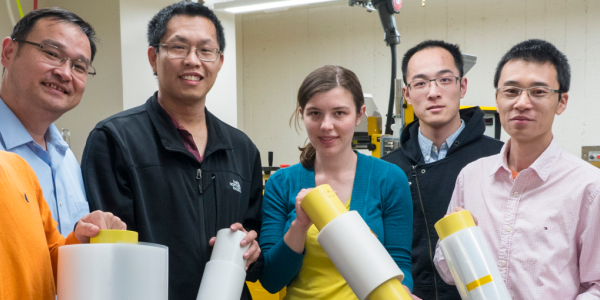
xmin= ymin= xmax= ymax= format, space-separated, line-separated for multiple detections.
xmin=412 ymin=165 xmax=417 ymax=177
xmin=197 ymin=169 xmax=203 ymax=194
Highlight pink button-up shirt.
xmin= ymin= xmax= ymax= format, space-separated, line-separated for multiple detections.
xmin=434 ymin=138 xmax=600 ymax=299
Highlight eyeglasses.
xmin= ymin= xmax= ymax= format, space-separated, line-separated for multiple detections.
xmin=157 ymin=43 xmax=221 ymax=62
xmin=496 ymin=86 xmax=562 ymax=101
xmin=13 ymin=39 xmax=96 ymax=80
xmin=407 ymin=76 xmax=461 ymax=92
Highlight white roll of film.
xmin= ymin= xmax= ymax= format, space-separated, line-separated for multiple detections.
xmin=196 ymin=228 xmax=250 ymax=300
xmin=57 ymin=243 xmax=169 ymax=300
xmin=317 ymin=211 xmax=404 ymax=300
xmin=435 ymin=210 xmax=512 ymax=300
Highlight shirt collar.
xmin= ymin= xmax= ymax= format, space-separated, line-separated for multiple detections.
xmin=490 ymin=136 xmax=560 ymax=182
xmin=46 ymin=123 xmax=69 ymax=156
xmin=0 ymin=97 xmax=34 ymax=150
xmin=418 ymin=119 xmax=465 ymax=156
xmin=0 ymin=97 xmax=68 ymax=156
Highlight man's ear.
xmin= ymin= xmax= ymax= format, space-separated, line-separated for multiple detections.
xmin=215 ymin=52 xmax=224 ymax=73
xmin=459 ymin=77 xmax=468 ymax=98
xmin=148 ymin=46 xmax=158 ymax=75
xmin=1 ymin=37 xmax=17 ymax=69
xmin=556 ymin=92 xmax=568 ymax=116
xmin=403 ymin=86 xmax=412 ymax=106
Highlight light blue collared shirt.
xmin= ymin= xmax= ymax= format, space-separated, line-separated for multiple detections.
xmin=0 ymin=97 xmax=89 ymax=235
xmin=418 ymin=119 xmax=465 ymax=164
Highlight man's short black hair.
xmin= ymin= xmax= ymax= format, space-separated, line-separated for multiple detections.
xmin=493 ymin=39 xmax=570 ymax=93
xmin=147 ymin=1 xmax=225 ymax=52
xmin=401 ymin=40 xmax=464 ymax=85
xmin=10 ymin=7 xmax=97 ymax=61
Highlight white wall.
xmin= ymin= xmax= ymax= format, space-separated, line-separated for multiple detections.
xmin=207 ymin=11 xmax=237 ymax=127
xmin=239 ymin=0 xmax=600 ymax=166
xmin=120 ymin=0 xmax=162 ymax=110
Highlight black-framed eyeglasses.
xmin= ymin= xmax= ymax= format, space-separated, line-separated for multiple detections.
xmin=496 ymin=86 xmax=562 ymax=101
xmin=13 ymin=39 xmax=96 ymax=79
xmin=156 ymin=43 xmax=221 ymax=62
xmin=407 ymin=76 xmax=461 ymax=91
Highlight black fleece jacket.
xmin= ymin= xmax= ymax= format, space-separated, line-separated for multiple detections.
xmin=382 ymin=107 xmax=503 ymax=300
xmin=82 ymin=93 xmax=263 ymax=300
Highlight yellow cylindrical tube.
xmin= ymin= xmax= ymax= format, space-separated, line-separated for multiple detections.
xmin=368 ymin=278 xmax=413 ymax=300
xmin=90 ymin=229 xmax=138 ymax=244
xmin=434 ymin=210 xmax=476 ymax=241
xmin=301 ymin=184 xmax=347 ymax=230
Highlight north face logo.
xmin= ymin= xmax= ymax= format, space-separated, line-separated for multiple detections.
xmin=230 ymin=180 xmax=241 ymax=193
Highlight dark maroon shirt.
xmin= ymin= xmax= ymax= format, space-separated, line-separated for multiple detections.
xmin=161 ymin=105 xmax=204 ymax=163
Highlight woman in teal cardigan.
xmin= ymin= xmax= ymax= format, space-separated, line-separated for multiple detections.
xmin=259 ymin=65 xmax=414 ymax=299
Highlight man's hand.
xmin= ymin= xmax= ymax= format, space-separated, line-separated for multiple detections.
xmin=209 ymin=223 xmax=261 ymax=271
xmin=445 ymin=206 xmax=479 ymax=225
xmin=74 ymin=210 xmax=127 ymax=243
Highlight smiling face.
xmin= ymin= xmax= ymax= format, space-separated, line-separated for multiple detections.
xmin=301 ymin=87 xmax=365 ymax=158
xmin=404 ymin=47 xmax=466 ymax=132
xmin=495 ymin=59 xmax=567 ymax=145
xmin=149 ymin=15 xmax=223 ymax=105
xmin=0 ymin=18 xmax=91 ymax=117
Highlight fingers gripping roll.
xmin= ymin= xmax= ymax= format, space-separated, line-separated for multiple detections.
xmin=301 ymin=185 xmax=412 ymax=300
xmin=196 ymin=229 xmax=251 ymax=300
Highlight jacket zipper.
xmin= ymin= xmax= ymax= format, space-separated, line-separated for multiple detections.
xmin=413 ymin=165 xmax=439 ymax=300
xmin=196 ymin=168 xmax=208 ymax=262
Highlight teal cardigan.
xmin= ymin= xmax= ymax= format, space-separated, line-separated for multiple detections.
xmin=259 ymin=152 xmax=413 ymax=293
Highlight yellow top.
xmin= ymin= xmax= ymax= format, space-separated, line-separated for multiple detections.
xmin=434 ymin=210 xmax=476 ymax=240
xmin=284 ymin=199 xmax=355 ymax=300
xmin=91 ymin=229 xmax=138 ymax=244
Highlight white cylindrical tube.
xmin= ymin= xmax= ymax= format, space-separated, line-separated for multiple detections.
xmin=57 ymin=243 xmax=169 ymax=300
xmin=435 ymin=210 xmax=512 ymax=300
xmin=196 ymin=228 xmax=250 ymax=300
xmin=317 ymin=211 xmax=404 ymax=300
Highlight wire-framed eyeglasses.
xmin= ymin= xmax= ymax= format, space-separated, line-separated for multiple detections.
xmin=157 ymin=43 xmax=221 ymax=62
xmin=13 ymin=39 xmax=96 ymax=79
xmin=407 ymin=76 xmax=461 ymax=92
xmin=496 ymin=86 xmax=562 ymax=101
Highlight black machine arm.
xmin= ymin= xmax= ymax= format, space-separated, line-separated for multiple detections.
xmin=349 ymin=0 xmax=402 ymax=135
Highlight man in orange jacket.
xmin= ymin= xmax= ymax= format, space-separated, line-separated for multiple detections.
xmin=0 ymin=150 xmax=126 ymax=300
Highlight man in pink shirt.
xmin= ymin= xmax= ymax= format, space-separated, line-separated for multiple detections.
xmin=434 ymin=39 xmax=600 ymax=299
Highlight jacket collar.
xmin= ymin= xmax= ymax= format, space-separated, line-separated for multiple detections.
xmin=400 ymin=107 xmax=486 ymax=164
xmin=146 ymin=92 xmax=232 ymax=158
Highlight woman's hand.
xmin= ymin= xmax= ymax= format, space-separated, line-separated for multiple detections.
xmin=294 ymin=188 xmax=313 ymax=228
xmin=284 ymin=188 xmax=314 ymax=254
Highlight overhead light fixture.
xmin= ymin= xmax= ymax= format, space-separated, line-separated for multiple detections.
xmin=214 ymin=0 xmax=339 ymax=14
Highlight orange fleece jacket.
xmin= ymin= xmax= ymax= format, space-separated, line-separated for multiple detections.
xmin=0 ymin=151 xmax=80 ymax=300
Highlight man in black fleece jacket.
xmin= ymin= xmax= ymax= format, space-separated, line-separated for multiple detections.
xmin=383 ymin=40 xmax=503 ymax=300
xmin=81 ymin=2 xmax=262 ymax=300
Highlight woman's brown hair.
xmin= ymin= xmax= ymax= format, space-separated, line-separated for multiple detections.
xmin=291 ymin=65 xmax=365 ymax=169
